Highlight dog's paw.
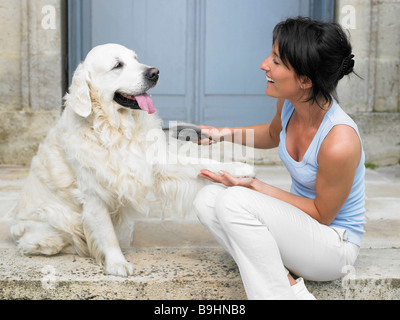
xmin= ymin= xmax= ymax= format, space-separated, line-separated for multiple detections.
xmin=230 ymin=162 xmax=255 ymax=178
xmin=105 ymin=254 xmax=134 ymax=277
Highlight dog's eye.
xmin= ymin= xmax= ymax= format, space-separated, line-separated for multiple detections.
xmin=113 ymin=62 xmax=124 ymax=70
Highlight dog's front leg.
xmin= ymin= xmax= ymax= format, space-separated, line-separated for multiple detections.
xmin=83 ymin=196 xmax=134 ymax=277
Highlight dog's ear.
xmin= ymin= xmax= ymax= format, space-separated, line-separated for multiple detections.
xmin=65 ymin=63 xmax=92 ymax=117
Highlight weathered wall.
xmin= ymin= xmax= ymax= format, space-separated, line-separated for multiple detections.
xmin=334 ymin=0 xmax=400 ymax=165
xmin=0 ymin=0 xmax=62 ymax=165
xmin=336 ymin=0 xmax=400 ymax=113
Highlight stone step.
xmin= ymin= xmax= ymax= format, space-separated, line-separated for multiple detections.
xmin=0 ymin=164 xmax=399 ymax=300
xmin=0 ymin=217 xmax=399 ymax=300
xmin=0 ymin=246 xmax=399 ymax=300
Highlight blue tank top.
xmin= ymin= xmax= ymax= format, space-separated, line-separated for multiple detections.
xmin=278 ymin=99 xmax=366 ymax=246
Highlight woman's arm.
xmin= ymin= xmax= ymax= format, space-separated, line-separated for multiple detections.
xmin=199 ymin=124 xmax=362 ymax=225
xmin=199 ymin=98 xmax=284 ymax=149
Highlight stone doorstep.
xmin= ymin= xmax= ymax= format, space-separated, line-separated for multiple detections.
xmin=0 ymin=218 xmax=399 ymax=300
xmin=0 ymin=247 xmax=399 ymax=300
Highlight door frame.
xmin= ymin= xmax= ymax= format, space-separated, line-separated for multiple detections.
xmin=67 ymin=0 xmax=92 ymax=85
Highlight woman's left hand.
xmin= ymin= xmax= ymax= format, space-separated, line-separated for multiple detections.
xmin=198 ymin=169 xmax=256 ymax=188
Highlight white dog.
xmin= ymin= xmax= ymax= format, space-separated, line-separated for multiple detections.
xmin=7 ymin=44 xmax=254 ymax=277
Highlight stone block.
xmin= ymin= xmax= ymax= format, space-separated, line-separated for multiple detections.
xmin=0 ymin=110 xmax=60 ymax=165
xmin=0 ymin=0 xmax=22 ymax=53
xmin=376 ymin=1 xmax=400 ymax=59
xmin=337 ymin=58 xmax=371 ymax=113
xmin=0 ymin=55 xmax=22 ymax=109
xmin=0 ymin=0 xmax=22 ymax=111
xmin=336 ymin=0 xmax=374 ymax=57
xmin=374 ymin=58 xmax=400 ymax=112
xmin=351 ymin=112 xmax=400 ymax=165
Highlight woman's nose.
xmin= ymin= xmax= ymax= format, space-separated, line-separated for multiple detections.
xmin=260 ymin=58 xmax=270 ymax=71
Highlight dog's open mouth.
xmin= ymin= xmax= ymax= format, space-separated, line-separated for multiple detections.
xmin=113 ymin=92 xmax=156 ymax=114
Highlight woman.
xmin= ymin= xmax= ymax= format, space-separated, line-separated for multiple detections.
xmin=193 ymin=17 xmax=365 ymax=300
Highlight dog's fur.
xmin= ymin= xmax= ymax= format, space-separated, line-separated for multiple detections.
xmin=7 ymin=44 xmax=254 ymax=276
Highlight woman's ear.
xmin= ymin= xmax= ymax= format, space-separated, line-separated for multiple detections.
xmin=64 ymin=63 xmax=92 ymax=117
xmin=299 ymin=76 xmax=313 ymax=90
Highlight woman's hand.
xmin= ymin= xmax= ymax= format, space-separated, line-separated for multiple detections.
xmin=197 ymin=125 xmax=233 ymax=145
xmin=198 ymin=169 xmax=256 ymax=188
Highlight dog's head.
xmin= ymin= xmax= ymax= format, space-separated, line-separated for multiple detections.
xmin=65 ymin=43 xmax=159 ymax=118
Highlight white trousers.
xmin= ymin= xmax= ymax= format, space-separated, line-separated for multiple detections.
xmin=193 ymin=184 xmax=360 ymax=300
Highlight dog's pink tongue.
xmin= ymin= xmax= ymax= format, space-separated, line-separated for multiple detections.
xmin=135 ymin=93 xmax=156 ymax=114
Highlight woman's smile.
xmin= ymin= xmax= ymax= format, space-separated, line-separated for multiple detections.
xmin=266 ymin=75 xmax=275 ymax=84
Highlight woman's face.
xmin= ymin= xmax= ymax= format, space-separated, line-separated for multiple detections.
xmin=260 ymin=42 xmax=306 ymax=101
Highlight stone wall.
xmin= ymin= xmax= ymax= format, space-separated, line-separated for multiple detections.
xmin=335 ymin=0 xmax=400 ymax=165
xmin=0 ymin=0 xmax=63 ymax=165
xmin=336 ymin=0 xmax=400 ymax=113
xmin=0 ymin=0 xmax=399 ymax=166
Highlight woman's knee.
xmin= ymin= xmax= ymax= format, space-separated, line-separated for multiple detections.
xmin=193 ymin=184 xmax=225 ymax=223
xmin=215 ymin=186 xmax=249 ymax=224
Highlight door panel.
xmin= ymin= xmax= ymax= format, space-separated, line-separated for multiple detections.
xmin=68 ymin=0 xmax=334 ymax=127
xmin=201 ymin=0 xmax=309 ymax=126
xmin=90 ymin=0 xmax=190 ymax=125
xmin=204 ymin=0 xmax=307 ymax=95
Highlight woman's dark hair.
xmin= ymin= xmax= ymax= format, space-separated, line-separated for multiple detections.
xmin=273 ymin=16 xmax=356 ymax=108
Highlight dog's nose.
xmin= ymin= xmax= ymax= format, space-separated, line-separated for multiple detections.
xmin=145 ymin=68 xmax=160 ymax=81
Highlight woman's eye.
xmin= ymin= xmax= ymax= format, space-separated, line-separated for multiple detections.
xmin=273 ymin=59 xmax=279 ymax=65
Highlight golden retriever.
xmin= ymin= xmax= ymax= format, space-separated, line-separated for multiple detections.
xmin=7 ymin=44 xmax=254 ymax=276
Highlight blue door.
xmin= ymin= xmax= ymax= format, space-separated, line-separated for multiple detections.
xmin=69 ymin=0 xmax=334 ymax=127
